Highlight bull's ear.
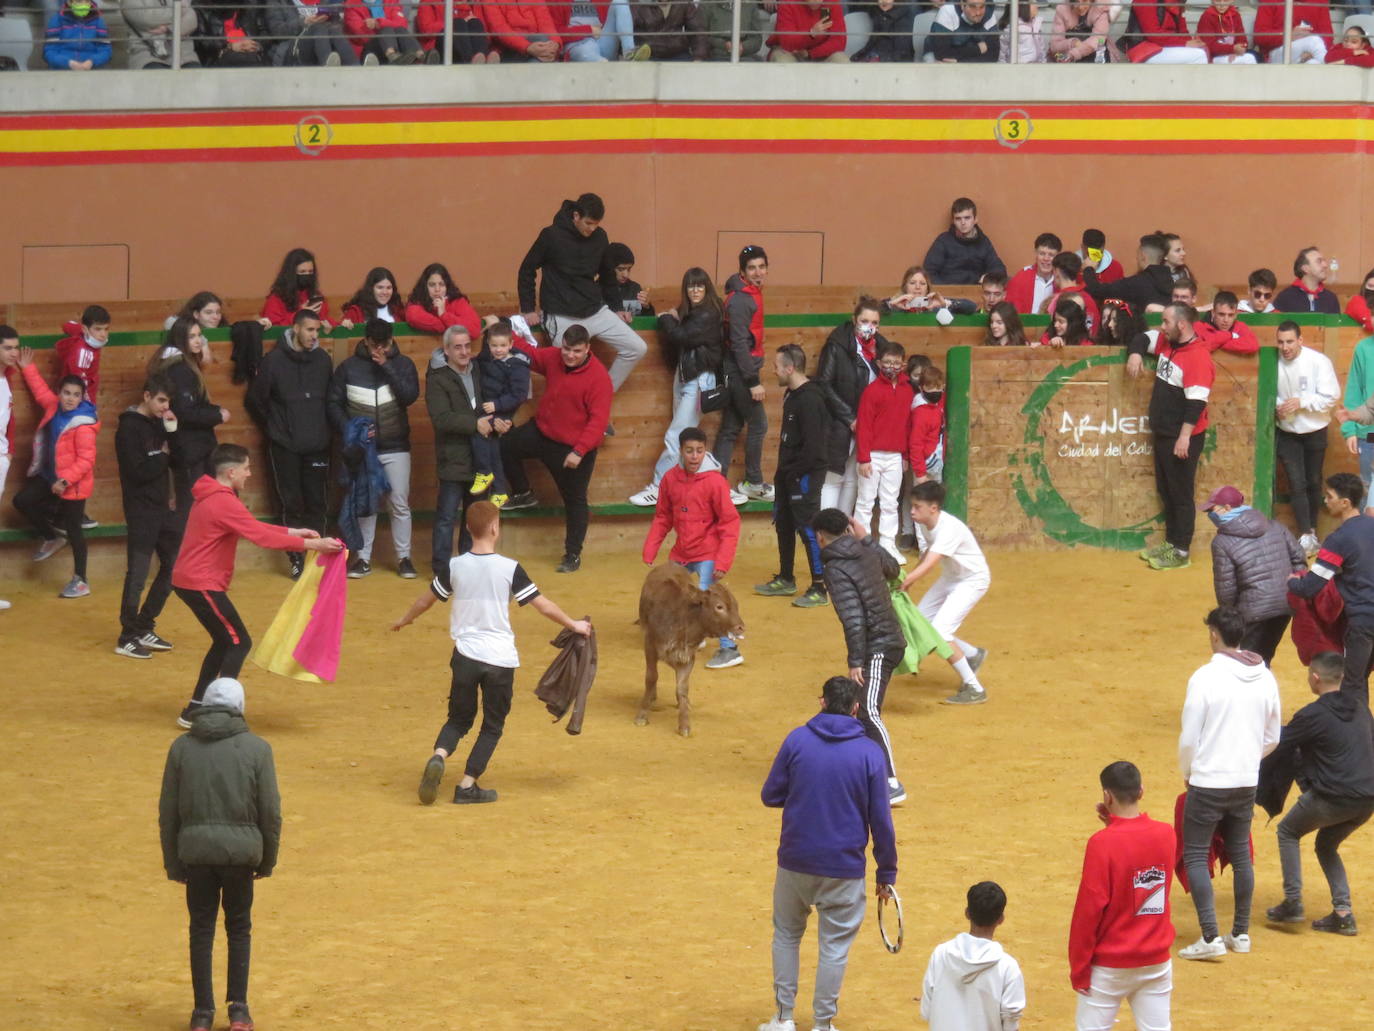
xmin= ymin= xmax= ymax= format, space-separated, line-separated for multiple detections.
xmin=690 ymin=592 xmax=707 ymax=607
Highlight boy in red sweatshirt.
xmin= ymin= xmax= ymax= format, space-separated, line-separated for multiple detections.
xmin=854 ymin=340 xmax=911 ymax=566
xmin=53 ymin=304 xmax=110 ymax=401
xmin=643 ymin=427 xmax=743 ymax=669
xmin=170 ymin=443 xmax=342 ymax=727
xmin=1069 ymin=761 xmax=1176 ymax=1031
xmin=909 ymin=365 xmax=946 ymax=485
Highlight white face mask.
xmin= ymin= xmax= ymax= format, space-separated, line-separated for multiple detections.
xmin=856 ymin=322 xmax=877 ymax=341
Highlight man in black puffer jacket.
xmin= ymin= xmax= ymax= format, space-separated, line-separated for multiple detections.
xmin=815 ymin=298 xmax=885 ymax=513
xmin=327 ymin=319 xmax=420 ymax=579
xmin=159 ymin=677 xmax=281 ymax=1031
xmin=1205 ymin=484 xmax=1306 ymax=665
xmin=247 ymin=308 xmax=334 ymax=578
xmin=813 ymin=506 xmax=909 ymax=806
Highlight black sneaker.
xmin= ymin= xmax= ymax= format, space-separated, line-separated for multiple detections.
xmin=453 ymin=783 xmax=498 ymax=804
xmin=397 ymin=557 xmax=418 ymax=579
xmin=502 ymin=491 xmax=539 ymax=511
xmin=115 ymin=639 xmax=153 ymax=659
xmin=1312 ymin=910 xmax=1358 ymax=935
xmin=177 ymin=703 xmax=200 ymax=729
xmin=189 ymin=1008 xmax=215 ymax=1031
xmin=347 ymin=558 xmax=372 ymax=579
xmin=139 ymin=632 xmax=173 ymax=651
xmin=418 ymin=754 xmax=445 ymax=805
xmin=1267 ymin=898 xmax=1306 ymax=923
xmin=604 ymin=423 xmax=616 ymax=436
xmin=226 ymin=1002 xmax=254 ymax=1030
xmin=81 ymin=516 xmax=99 ymax=530
xmin=288 ymin=554 xmax=305 ymax=580
xmin=556 ymin=553 xmax=582 ymax=573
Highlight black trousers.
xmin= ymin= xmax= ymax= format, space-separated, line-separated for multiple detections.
xmin=441 ymin=17 xmax=490 ymax=61
xmin=500 ymin=421 xmax=598 ymax=557
xmin=1240 ymin=613 xmax=1291 ymax=667
xmin=860 ymin=647 xmax=905 ymax=778
xmin=186 ymin=865 xmax=254 ymax=1011
xmin=436 ymin=650 xmax=515 ymax=779
xmin=1342 ymin=619 xmax=1374 ymax=701
xmin=1153 ymin=431 xmax=1205 ymax=552
xmin=175 ymin=588 xmax=251 ymax=702
xmin=712 ymin=371 xmax=767 ymax=485
xmin=120 ymin=506 xmax=182 ymax=641
xmin=14 ymin=476 xmax=86 ymax=578
xmin=172 ymin=455 xmax=213 ymax=531
xmin=267 ymin=444 xmax=329 ymax=556
xmin=775 ymin=470 xmax=824 ymax=585
xmin=1275 ymin=427 xmax=1327 ymax=535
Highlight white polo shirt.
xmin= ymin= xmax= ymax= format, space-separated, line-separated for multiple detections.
xmin=430 ymin=551 xmax=540 ymax=668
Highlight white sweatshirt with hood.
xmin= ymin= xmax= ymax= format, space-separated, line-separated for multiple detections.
xmin=921 ymin=932 xmax=1025 ymax=1031
xmin=1178 ymin=649 xmax=1281 ymax=789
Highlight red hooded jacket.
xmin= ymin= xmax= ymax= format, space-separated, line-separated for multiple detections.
xmin=643 ymin=465 xmax=741 ymax=571
xmin=768 ymin=0 xmax=845 ymax=57
xmin=404 ymin=297 xmax=481 ymax=338
xmin=22 ymin=363 xmax=99 ymax=499
xmin=908 ymin=394 xmax=945 ymax=477
xmin=54 ymin=320 xmax=103 ymax=399
xmin=1131 ymin=0 xmax=1190 ymax=47
xmin=1253 ymin=0 xmax=1332 ymax=53
xmin=528 ymin=346 xmax=612 ymax=455
xmin=171 ymin=475 xmax=303 ymax=592
xmin=1197 ymin=4 xmax=1248 ymax=58
xmin=1347 ymin=294 xmax=1374 ymax=334
xmin=483 ymin=0 xmax=561 ymax=53
xmin=343 ymin=0 xmax=409 ymax=54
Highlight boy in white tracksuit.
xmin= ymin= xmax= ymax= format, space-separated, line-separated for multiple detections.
xmin=922 ymin=881 xmax=1025 ymax=1031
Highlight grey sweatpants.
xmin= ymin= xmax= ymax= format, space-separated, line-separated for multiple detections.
xmin=770 ymin=868 xmax=866 ymax=1028
xmin=548 ymin=305 xmax=648 ymax=391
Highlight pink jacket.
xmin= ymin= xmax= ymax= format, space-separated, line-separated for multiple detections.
xmin=1049 ymin=2 xmax=1110 ymax=61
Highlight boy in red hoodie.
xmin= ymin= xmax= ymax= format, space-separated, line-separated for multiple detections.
xmin=1198 ymin=0 xmax=1256 ymax=62
xmin=53 ymin=304 xmax=110 ymax=401
xmin=170 ymin=443 xmax=342 ymax=728
xmin=643 ymin=427 xmax=743 ymax=669
xmin=909 ymin=365 xmax=946 ymax=485
xmin=855 ymin=340 xmax=911 ymax=566
xmin=1069 ymin=761 xmax=1176 ymax=1031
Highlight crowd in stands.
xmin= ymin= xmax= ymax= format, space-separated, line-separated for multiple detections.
xmin=6 ymin=0 xmax=1374 ymax=69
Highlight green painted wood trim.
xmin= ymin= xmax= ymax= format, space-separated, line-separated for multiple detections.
xmin=943 ymin=345 xmax=972 ymax=520
xmin=1253 ymin=345 xmax=1278 ymax=516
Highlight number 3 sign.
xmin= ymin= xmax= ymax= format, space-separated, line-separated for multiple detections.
xmin=294 ymin=115 xmax=333 ymax=157
xmin=994 ymin=109 xmax=1033 ymax=149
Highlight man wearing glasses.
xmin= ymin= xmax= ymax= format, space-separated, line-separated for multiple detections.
xmin=1238 ymin=269 xmax=1278 ymax=314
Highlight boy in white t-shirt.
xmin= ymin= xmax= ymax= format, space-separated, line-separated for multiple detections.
xmin=921 ymin=881 xmax=1025 ymax=1031
xmin=392 ymin=500 xmax=590 ymax=805
xmin=901 ymin=480 xmax=992 ymax=705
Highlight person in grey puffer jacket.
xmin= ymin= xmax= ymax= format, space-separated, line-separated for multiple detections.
xmin=1205 ymin=485 xmax=1306 ymax=666
xmin=813 ymin=507 xmax=910 ymax=805
xmin=159 ymin=678 xmax=280 ymax=1031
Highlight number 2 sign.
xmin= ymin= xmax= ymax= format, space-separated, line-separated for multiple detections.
xmin=994 ymin=109 xmax=1033 ymax=149
xmin=294 ymin=115 xmax=333 ymax=157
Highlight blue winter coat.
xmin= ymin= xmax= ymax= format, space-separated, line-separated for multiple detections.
xmin=44 ymin=8 xmax=112 ymax=67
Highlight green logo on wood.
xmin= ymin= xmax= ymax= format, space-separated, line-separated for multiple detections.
xmin=1007 ymin=352 xmax=1215 ymax=549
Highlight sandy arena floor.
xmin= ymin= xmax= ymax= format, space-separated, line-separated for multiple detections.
xmin=3 ymin=543 xmax=1372 ymax=1030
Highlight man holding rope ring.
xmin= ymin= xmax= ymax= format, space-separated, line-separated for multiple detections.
xmin=759 ymin=675 xmax=898 ymax=1031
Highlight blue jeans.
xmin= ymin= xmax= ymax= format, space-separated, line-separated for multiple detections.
xmin=431 ymin=478 xmax=472 ymax=578
xmin=564 ymin=0 xmax=635 ymax=60
xmin=653 ymin=370 xmax=722 ymax=486
xmin=471 ymin=431 xmax=508 ymax=494
xmin=680 ymin=559 xmax=732 ymax=650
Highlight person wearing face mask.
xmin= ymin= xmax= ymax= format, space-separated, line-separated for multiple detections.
xmin=260 ymin=248 xmax=332 ymax=329
xmin=854 ymin=341 xmax=912 ymax=566
xmin=815 ymin=298 xmax=885 ymax=516
xmin=1345 ymin=269 xmax=1374 ymax=335
xmin=43 ymin=0 xmax=111 ymax=69
xmin=246 ymin=309 xmax=335 ymax=580
xmin=1204 ymin=485 xmax=1306 ymax=666
xmin=909 ymin=365 xmax=946 ymax=486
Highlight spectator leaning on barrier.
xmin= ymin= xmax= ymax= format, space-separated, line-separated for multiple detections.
xmin=1346 ymin=269 xmax=1374 ymax=335
xmin=1005 ymin=232 xmax=1061 ymax=315
xmin=923 ymin=197 xmax=1006 ymax=286
xmin=1253 ymin=0 xmax=1331 ymax=63
xmin=123 ymin=0 xmax=201 ymax=68
xmin=1326 ymin=25 xmax=1374 ymax=66
xmin=261 ymin=248 xmax=332 ymax=329
xmin=700 ymin=0 xmax=764 ymax=58
xmin=768 ymin=0 xmax=848 ymax=61
xmin=340 ymin=267 xmax=406 ymax=330
xmin=404 ymin=262 xmax=482 ymax=339
xmin=43 ymin=0 xmax=111 ymax=69
xmin=929 ymin=0 xmax=1000 ymax=62
xmin=1050 ymin=0 xmax=1111 ymax=62
xmin=1238 ymin=268 xmax=1279 ymax=314
xmin=1085 ymin=233 xmax=1174 ymax=313
xmin=1275 ymin=247 xmax=1341 ymax=315
xmin=853 ymin=0 xmax=916 ymax=62
xmin=599 ymin=243 xmax=655 ymax=321
xmin=53 ymin=304 xmax=110 ymax=402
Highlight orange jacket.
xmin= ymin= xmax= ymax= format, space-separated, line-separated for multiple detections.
xmin=22 ymin=363 xmax=99 ymax=500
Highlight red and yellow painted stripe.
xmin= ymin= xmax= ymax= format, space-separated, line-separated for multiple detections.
xmin=0 ymin=102 xmax=1369 ymax=165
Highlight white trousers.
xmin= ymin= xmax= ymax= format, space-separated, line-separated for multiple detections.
xmin=1145 ymin=46 xmax=1208 ymax=64
xmin=1075 ymin=961 xmax=1172 ymax=1031
xmin=1211 ymin=52 xmax=1257 ymax=63
xmin=820 ymin=447 xmax=859 ymax=516
xmin=1269 ymin=36 xmax=1327 ymax=62
xmin=917 ymin=573 xmax=989 ymax=639
xmin=854 ymin=451 xmax=902 ymax=544
xmin=357 ymin=451 xmax=412 ymax=562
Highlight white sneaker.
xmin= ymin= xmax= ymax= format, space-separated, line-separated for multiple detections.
xmin=757 ymin=1018 xmax=795 ymax=1031
xmin=1223 ymin=932 xmax=1251 ymax=953
xmin=1178 ymin=936 xmax=1226 ymax=960
xmin=628 ymin=485 xmax=658 ymax=507
xmin=1300 ymin=532 xmax=1319 ymax=558
xmin=362 ymin=52 xmax=380 ymax=66
xmin=879 ymin=538 xmax=907 ymax=565
xmin=729 ymin=488 xmax=749 ymax=506
xmin=740 ymin=481 xmax=774 ymax=501
xmin=325 ymin=51 xmax=342 ymax=66
xmin=0 ymin=599 xmax=10 ymax=610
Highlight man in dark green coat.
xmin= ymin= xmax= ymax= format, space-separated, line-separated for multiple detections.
xmin=159 ymin=677 xmax=281 ymax=1031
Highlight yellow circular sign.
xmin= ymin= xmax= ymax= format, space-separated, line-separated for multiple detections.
xmin=994 ymin=109 xmax=1033 ymax=149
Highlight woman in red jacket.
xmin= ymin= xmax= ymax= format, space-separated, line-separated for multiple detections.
xmin=404 ymin=262 xmax=481 ymax=337
xmin=12 ymin=349 xmax=99 ymax=598
xmin=340 ymin=266 xmax=406 ymax=329
xmin=1126 ymin=0 xmax=1207 ymax=62
xmin=1346 ymin=269 xmax=1374 ymax=334
xmin=260 ymin=247 xmax=332 ymax=329
xmin=1197 ymin=0 xmax=1256 ymax=62
xmin=767 ymin=0 xmax=846 ymax=60
xmin=1327 ymin=24 xmax=1374 ymax=66
xmin=343 ymin=0 xmax=422 ymax=62
xmin=1253 ymin=0 xmax=1330 ymax=61
xmin=416 ymin=0 xmax=499 ymax=62
xmin=482 ymin=0 xmax=561 ymax=60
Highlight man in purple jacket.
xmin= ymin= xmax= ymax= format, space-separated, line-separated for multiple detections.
xmin=758 ymin=675 xmax=899 ymax=1031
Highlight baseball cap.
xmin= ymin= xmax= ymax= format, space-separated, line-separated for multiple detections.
xmin=1200 ymin=485 xmax=1244 ymax=511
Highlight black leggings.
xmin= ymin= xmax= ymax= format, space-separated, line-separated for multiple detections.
xmin=175 ymin=588 xmax=251 ymax=703
xmin=186 ymin=865 xmax=254 ymax=1011
xmin=14 ymin=477 xmax=86 ymax=578
xmin=436 ymin=650 xmax=515 ymax=779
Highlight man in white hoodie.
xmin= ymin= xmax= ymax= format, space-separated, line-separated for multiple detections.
xmin=921 ymin=881 xmax=1025 ymax=1031
xmin=1177 ymin=606 xmax=1282 ymax=960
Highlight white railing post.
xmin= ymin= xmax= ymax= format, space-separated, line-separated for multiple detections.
xmin=172 ymin=0 xmax=183 ymax=69
xmin=443 ymin=0 xmax=454 ymax=65
xmin=1009 ymin=0 xmax=1019 ymax=63
xmin=729 ymin=0 xmax=741 ymax=63
xmin=1281 ymin=0 xmax=1294 ymax=63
